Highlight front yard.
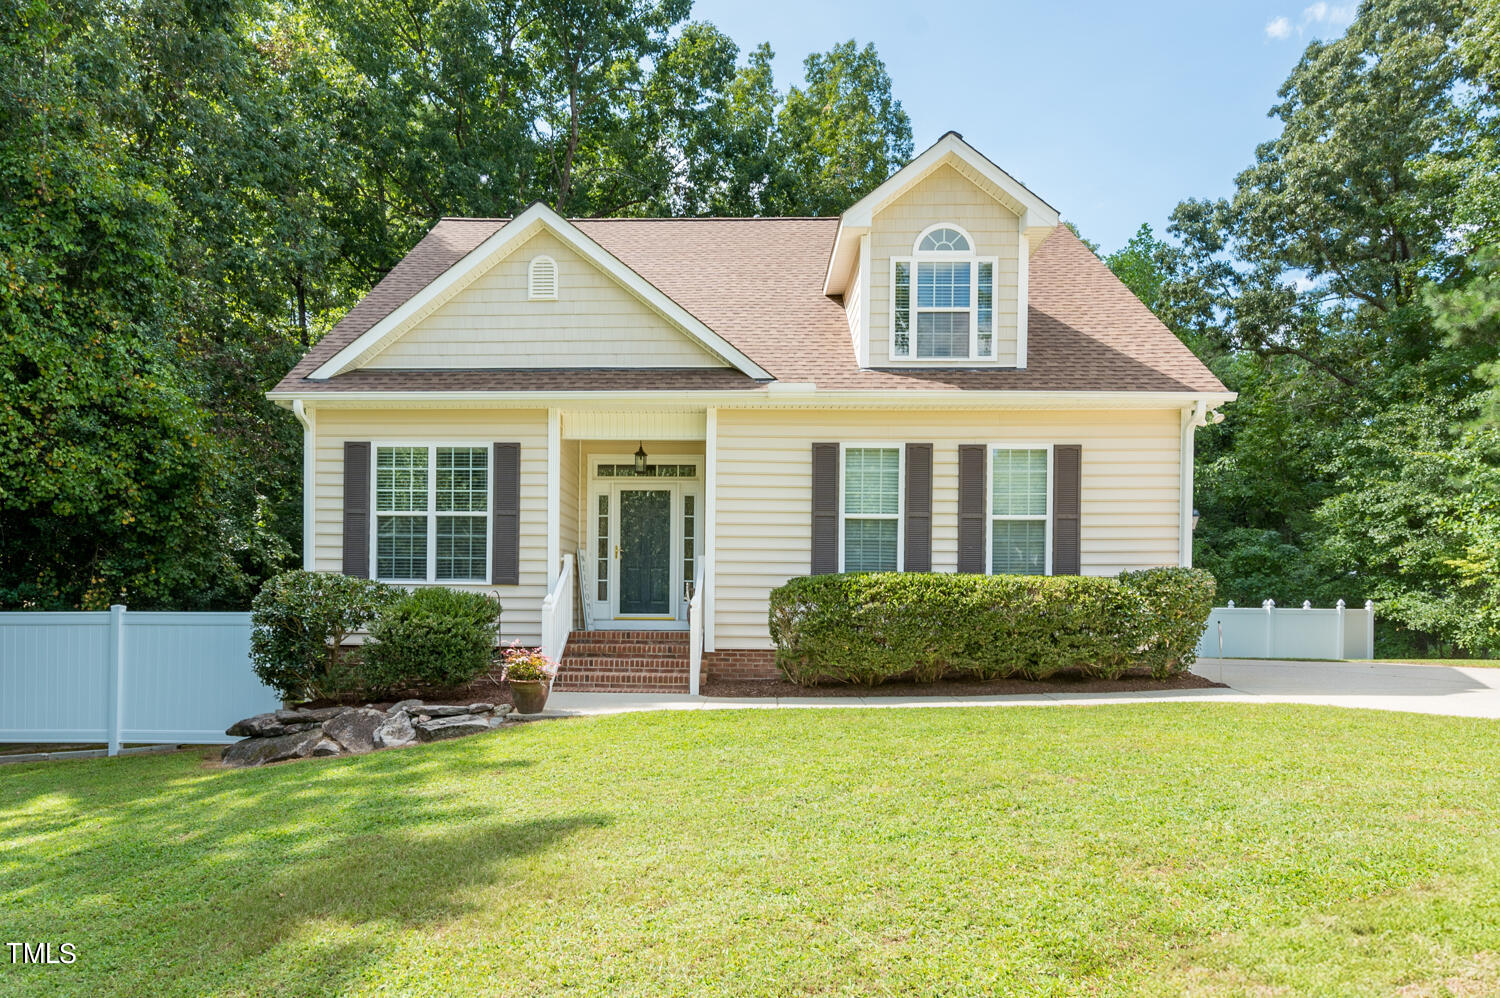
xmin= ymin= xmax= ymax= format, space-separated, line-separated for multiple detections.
xmin=3 ymin=704 xmax=1499 ymax=996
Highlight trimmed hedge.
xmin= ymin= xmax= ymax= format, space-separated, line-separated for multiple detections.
xmin=361 ymin=587 xmax=503 ymax=694
xmin=767 ymin=568 xmax=1215 ymax=686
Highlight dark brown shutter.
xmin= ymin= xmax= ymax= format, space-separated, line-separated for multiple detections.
xmin=811 ymin=443 xmax=839 ymax=574
xmin=957 ymin=444 xmax=986 ymax=573
xmin=341 ymin=441 xmax=371 ymax=577
xmin=1052 ymin=445 xmax=1081 ymax=575
xmin=904 ymin=443 xmax=932 ymax=572
xmin=491 ymin=442 xmax=520 ymax=585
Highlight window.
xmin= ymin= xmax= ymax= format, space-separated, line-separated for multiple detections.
xmin=528 ymin=255 xmax=557 ymax=300
xmin=682 ymin=494 xmax=696 ymax=599
xmin=991 ymin=447 xmax=1049 ymax=575
xmin=891 ymin=224 xmax=997 ymax=362
xmin=595 ymin=494 xmax=609 ymax=601
xmin=842 ymin=447 xmax=901 ymax=572
xmin=374 ymin=445 xmax=489 ymax=582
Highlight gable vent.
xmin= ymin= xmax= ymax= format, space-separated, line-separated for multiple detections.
xmin=528 ymin=255 xmax=558 ymax=300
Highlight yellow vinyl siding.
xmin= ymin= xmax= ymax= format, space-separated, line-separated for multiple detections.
xmin=867 ymin=164 xmax=1022 ymax=367
xmin=364 ymin=230 xmax=727 ymax=370
xmin=311 ymin=408 xmax=549 ymax=645
xmin=712 ymin=407 xmax=1184 ymax=649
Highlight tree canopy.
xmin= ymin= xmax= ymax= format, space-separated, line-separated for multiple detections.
xmin=0 ymin=0 xmax=910 ymax=608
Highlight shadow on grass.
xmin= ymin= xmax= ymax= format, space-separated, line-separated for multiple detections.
xmin=0 ymin=742 xmax=607 ymax=997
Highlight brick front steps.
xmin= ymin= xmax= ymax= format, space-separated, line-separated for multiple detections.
xmin=554 ymin=630 xmax=691 ymax=693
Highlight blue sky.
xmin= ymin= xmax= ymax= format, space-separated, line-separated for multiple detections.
xmin=690 ymin=0 xmax=1358 ymax=253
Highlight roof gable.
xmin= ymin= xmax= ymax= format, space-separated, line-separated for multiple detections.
xmin=825 ymin=132 xmax=1061 ymax=296
xmin=307 ymin=203 xmax=771 ymax=380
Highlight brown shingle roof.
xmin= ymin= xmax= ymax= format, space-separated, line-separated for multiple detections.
xmin=274 ymin=217 xmax=1226 ymax=395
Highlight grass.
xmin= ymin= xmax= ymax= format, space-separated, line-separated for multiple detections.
xmin=2 ymin=705 xmax=1499 ymax=997
xmin=1365 ymin=658 xmax=1500 ymax=669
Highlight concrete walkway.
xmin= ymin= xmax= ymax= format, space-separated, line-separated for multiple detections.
xmin=546 ymin=659 xmax=1500 ymax=720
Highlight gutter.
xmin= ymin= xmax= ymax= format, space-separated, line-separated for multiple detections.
xmin=268 ymin=387 xmax=1238 ymax=411
xmin=292 ymin=401 xmax=315 ymax=567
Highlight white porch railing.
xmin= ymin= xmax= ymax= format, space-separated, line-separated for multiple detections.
xmin=688 ymin=554 xmax=705 ymax=695
xmin=1196 ymin=599 xmax=1375 ymax=659
xmin=540 ymin=554 xmax=574 ymax=665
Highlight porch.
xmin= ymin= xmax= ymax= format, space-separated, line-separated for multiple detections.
xmin=538 ymin=410 xmax=716 ymax=692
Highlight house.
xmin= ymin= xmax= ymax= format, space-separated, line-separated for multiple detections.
xmin=270 ymin=132 xmax=1234 ymax=692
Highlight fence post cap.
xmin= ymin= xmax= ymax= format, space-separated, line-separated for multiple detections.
xmin=1263 ymin=599 xmax=1275 ymax=609
xmin=1302 ymin=600 xmax=1312 ymax=609
xmin=1226 ymin=600 xmax=1235 ymax=608
xmin=1336 ymin=598 xmax=1346 ymax=609
xmin=1365 ymin=600 xmax=1374 ymax=611
xmin=110 ymin=604 xmax=126 ymax=613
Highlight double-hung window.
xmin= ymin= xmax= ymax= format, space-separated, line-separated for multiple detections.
xmin=841 ymin=446 xmax=902 ymax=572
xmin=374 ymin=445 xmax=490 ymax=582
xmin=891 ymin=224 xmax=998 ymax=361
xmin=990 ymin=447 xmax=1049 ymax=575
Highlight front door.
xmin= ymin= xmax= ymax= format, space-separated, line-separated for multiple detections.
xmin=618 ymin=488 xmax=672 ymax=616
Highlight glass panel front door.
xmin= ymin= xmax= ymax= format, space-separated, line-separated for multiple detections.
xmin=618 ymin=489 xmax=672 ymax=615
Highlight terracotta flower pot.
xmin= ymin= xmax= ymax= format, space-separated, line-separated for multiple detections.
xmin=509 ymin=678 xmax=549 ymax=715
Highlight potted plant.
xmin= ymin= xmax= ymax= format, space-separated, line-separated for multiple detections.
xmin=502 ymin=643 xmax=558 ymax=714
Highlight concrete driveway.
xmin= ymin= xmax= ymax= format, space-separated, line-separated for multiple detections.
xmin=1192 ymin=658 xmax=1500 ymax=718
xmin=546 ymin=659 xmax=1500 ymax=719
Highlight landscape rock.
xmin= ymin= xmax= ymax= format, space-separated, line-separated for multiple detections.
xmin=388 ymin=699 xmax=423 ymax=716
xmin=221 ymin=728 xmax=324 ymax=767
xmin=372 ymin=711 xmax=417 ymax=749
xmin=321 ymin=707 xmax=386 ymax=754
xmin=413 ymin=715 xmax=491 ymax=741
xmin=418 ymin=704 xmax=481 ymax=717
xmin=226 ymin=712 xmax=287 ymax=737
xmin=311 ymin=738 xmax=344 ymax=757
xmin=276 ymin=707 xmax=346 ymax=724
xmin=468 ymin=703 xmax=498 ymax=714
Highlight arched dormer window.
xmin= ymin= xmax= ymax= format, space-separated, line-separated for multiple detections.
xmin=891 ymin=224 xmax=996 ymax=361
xmin=528 ymin=255 xmax=558 ymax=300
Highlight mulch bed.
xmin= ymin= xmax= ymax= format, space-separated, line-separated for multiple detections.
xmin=703 ymin=668 xmax=1225 ymax=699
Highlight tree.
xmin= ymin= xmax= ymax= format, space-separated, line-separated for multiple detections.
xmin=771 ymin=40 xmax=913 ymax=215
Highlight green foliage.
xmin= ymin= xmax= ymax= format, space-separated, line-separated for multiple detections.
xmin=1102 ymin=0 xmax=1500 ymax=654
xmin=361 ymin=587 xmax=502 ymax=694
xmin=767 ymin=569 xmax=1215 ymax=686
xmin=249 ymin=570 xmax=400 ymax=700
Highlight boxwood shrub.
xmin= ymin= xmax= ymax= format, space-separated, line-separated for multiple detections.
xmin=360 ymin=586 xmax=503 ymax=694
xmin=767 ymin=568 xmax=1215 ymax=686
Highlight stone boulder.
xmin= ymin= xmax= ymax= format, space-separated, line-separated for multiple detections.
xmin=226 ymin=712 xmax=286 ymax=738
xmin=321 ymin=707 xmax=386 ymax=755
xmin=276 ymin=706 xmax=346 ymax=724
xmin=372 ymin=710 xmax=417 ymax=750
xmin=221 ymin=728 xmax=324 ymax=767
xmin=413 ymin=715 xmax=492 ymax=741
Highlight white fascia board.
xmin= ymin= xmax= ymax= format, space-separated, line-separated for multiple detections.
xmin=309 ymin=202 xmax=773 ymax=381
xmin=822 ymin=223 xmax=868 ymax=296
xmin=268 ymin=387 xmax=1238 ymax=410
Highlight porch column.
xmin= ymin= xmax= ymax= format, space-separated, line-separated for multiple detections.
xmin=1178 ymin=401 xmax=1205 ymax=568
xmin=705 ymin=406 xmax=717 ymax=652
xmin=546 ymin=407 xmax=560 ymax=588
xmin=292 ymin=401 xmax=315 ymax=568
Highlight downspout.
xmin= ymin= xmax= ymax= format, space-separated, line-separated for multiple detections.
xmin=1179 ymin=400 xmax=1206 ymax=568
xmin=292 ymin=400 xmax=315 ymax=569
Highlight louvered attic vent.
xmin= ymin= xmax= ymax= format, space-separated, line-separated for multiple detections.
xmin=528 ymin=255 xmax=558 ymax=300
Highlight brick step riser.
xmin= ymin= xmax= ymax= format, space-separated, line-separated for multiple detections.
xmin=565 ymin=644 xmax=689 ymax=654
xmin=554 ymin=685 xmax=688 ymax=693
xmin=561 ymin=658 xmax=689 ymax=668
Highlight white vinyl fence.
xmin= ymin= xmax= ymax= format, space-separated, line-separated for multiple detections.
xmin=0 ymin=606 xmax=280 ymax=754
xmin=1196 ymin=600 xmax=1375 ymax=660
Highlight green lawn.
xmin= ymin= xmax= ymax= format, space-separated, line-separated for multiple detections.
xmin=3 ymin=705 xmax=1499 ymax=997
xmin=1366 ymin=658 xmax=1500 ymax=668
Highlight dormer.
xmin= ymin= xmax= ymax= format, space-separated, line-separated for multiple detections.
xmin=824 ymin=132 xmax=1060 ymax=369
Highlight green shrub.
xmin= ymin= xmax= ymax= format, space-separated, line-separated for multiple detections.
xmin=1118 ymin=567 xmax=1218 ymax=678
xmin=249 ymin=571 xmax=401 ymax=701
xmin=767 ymin=569 xmax=1216 ymax=686
xmin=360 ymin=587 xmax=503 ymax=694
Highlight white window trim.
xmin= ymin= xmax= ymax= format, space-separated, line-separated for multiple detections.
xmin=370 ymin=441 xmax=493 ymax=585
xmin=838 ymin=442 xmax=905 ymax=573
xmin=528 ymin=254 xmax=558 ymax=300
xmin=985 ymin=443 xmax=1053 ymax=576
xmin=889 ymin=223 xmax=999 ymax=362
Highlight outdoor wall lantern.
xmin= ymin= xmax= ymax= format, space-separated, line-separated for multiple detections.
xmin=634 ymin=442 xmax=648 ymax=474
xmin=1192 ymin=508 xmax=1201 ymax=531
